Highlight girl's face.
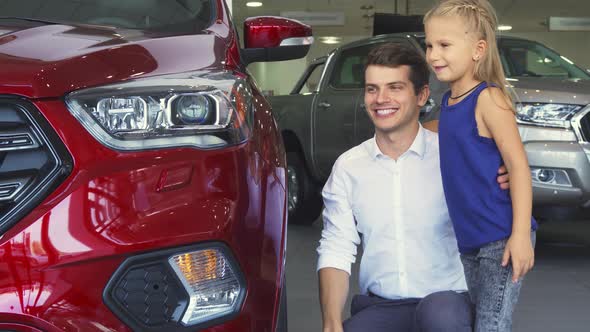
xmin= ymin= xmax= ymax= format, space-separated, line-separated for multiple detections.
xmin=425 ymin=15 xmax=482 ymax=84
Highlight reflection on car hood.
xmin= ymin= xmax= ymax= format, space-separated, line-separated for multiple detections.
xmin=511 ymin=77 xmax=590 ymax=105
xmin=0 ymin=23 xmax=225 ymax=98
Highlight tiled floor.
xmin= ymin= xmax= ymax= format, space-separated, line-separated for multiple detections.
xmin=286 ymin=219 xmax=590 ymax=332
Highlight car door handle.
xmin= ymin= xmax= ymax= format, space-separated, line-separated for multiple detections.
xmin=318 ymin=101 xmax=331 ymax=108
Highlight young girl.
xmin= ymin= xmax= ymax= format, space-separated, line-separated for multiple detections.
xmin=424 ymin=0 xmax=537 ymax=330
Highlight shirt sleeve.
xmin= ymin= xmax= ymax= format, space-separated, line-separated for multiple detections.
xmin=316 ymin=158 xmax=361 ymax=275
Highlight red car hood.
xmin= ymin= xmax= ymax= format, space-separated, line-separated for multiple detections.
xmin=0 ymin=23 xmax=227 ymax=98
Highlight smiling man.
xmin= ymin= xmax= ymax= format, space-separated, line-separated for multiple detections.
xmin=316 ymin=43 xmax=508 ymax=332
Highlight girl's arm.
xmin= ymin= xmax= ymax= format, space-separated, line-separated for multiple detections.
xmin=476 ymin=87 xmax=535 ymax=282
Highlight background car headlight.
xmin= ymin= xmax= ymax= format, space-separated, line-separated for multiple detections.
xmin=516 ymin=103 xmax=583 ymax=128
xmin=66 ymin=71 xmax=253 ymax=150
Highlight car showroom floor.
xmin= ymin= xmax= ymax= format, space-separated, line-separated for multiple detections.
xmin=286 ymin=217 xmax=590 ymax=332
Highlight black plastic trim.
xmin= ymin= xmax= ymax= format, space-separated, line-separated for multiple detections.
xmin=0 ymin=97 xmax=73 ymax=235
xmin=103 ymin=242 xmax=247 ymax=332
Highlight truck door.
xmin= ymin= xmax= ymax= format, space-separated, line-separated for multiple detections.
xmin=313 ymin=46 xmax=369 ymax=178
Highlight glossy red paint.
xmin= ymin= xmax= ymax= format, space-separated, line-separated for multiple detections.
xmin=0 ymin=1 xmax=306 ymax=331
xmin=244 ymin=16 xmax=312 ymax=49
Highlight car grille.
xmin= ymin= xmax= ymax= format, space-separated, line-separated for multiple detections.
xmin=0 ymin=98 xmax=72 ymax=234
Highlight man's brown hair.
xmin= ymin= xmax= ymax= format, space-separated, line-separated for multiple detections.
xmin=365 ymin=43 xmax=430 ymax=95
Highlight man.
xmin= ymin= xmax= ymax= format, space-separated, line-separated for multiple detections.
xmin=317 ymin=43 xmax=509 ymax=332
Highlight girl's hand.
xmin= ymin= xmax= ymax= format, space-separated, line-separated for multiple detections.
xmin=502 ymin=233 xmax=535 ymax=283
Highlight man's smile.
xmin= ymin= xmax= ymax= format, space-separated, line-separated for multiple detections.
xmin=373 ymin=107 xmax=399 ymax=117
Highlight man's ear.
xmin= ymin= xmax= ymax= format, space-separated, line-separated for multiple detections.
xmin=417 ymin=85 xmax=430 ymax=107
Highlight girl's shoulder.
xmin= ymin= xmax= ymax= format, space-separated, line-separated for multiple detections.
xmin=476 ymin=85 xmax=513 ymax=112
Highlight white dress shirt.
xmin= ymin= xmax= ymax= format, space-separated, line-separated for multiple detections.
xmin=317 ymin=125 xmax=467 ymax=299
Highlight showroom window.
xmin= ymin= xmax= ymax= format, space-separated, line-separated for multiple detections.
xmin=330 ymin=43 xmax=385 ymax=89
xmin=298 ymin=63 xmax=326 ymax=94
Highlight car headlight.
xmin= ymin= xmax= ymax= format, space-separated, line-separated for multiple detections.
xmin=515 ymin=103 xmax=583 ymax=129
xmin=66 ymin=71 xmax=253 ymax=151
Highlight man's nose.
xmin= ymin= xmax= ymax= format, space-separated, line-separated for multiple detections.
xmin=376 ymin=89 xmax=390 ymax=104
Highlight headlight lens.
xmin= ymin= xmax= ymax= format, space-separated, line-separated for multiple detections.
xmin=515 ymin=103 xmax=583 ymax=129
xmin=66 ymin=72 xmax=253 ymax=150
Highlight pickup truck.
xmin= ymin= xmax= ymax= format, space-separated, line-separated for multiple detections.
xmin=0 ymin=1 xmax=312 ymax=331
xmin=272 ymin=33 xmax=590 ymax=225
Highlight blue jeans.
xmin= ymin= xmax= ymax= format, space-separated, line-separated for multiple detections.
xmin=460 ymin=232 xmax=536 ymax=332
xmin=343 ymin=291 xmax=473 ymax=332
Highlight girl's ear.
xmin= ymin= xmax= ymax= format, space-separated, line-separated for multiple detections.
xmin=474 ymin=39 xmax=487 ymax=61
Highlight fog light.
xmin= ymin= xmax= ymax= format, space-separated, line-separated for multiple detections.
xmin=168 ymin=248 xmax=244 ymax=326
xmin=531 ymin=168 xmax=572 ymax=187
xmin=537 ymin=169 xmax=555 ymax=183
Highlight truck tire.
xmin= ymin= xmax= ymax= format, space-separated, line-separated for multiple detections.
xmin=286 ymin=151 xmax=323 ymax=225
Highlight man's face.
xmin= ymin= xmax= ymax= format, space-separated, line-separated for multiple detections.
xmin=364 ymin=64 xmax=428 ymax=135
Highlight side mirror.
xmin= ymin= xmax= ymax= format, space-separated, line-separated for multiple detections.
xmin=242 ymin=16 xmax=313 ymax=65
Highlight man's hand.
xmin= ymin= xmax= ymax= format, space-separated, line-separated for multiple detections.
xmin=502 ymin=232 xmax=535 ymax=283
xmin=497 ymin=165 xmax=509 ymax=190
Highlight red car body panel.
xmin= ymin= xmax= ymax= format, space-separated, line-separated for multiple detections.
xmin=0 ymin=1 xmax=291 ymax=331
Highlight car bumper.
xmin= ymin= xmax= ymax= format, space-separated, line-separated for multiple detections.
xmin=521 ymin=126 xmax=590 ymax=207
xmin=0 ymin=99 xmax=287 ymax=331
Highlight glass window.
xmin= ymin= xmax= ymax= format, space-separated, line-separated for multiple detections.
xmin=298 ymin=63 xmax=326 ymax=94
xmin=0 ymin=0 xmax=214 ymax=33
xmin=500 ymin=39 xmax=590 ymax=79
xmin=330 ymin=43 xmax=388 ymax=89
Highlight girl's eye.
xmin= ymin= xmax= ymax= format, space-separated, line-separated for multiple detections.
xmin=441 ymin=43 xmax=450 ymax=48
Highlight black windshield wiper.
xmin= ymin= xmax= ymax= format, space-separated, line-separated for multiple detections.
xmin=0 ymin=16 xmax=61 ymax=25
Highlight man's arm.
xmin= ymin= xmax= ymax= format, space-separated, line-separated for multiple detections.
xmin=422 ymin=120 xmax=439 ymax=132
xmin=319 ymin=268 xmax=349 ymax=332
xmin=317 ymin=157 xmax=360 ymax=332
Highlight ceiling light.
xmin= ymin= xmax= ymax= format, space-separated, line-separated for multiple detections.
xmin=498 ymin=25 xmax=512 ymax=31
xmin=246 ymin=1 xmax=263 ymax=7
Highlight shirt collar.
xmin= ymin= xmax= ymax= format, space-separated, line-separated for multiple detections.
xmin=368 ymin=124 xmax=427 ymax=160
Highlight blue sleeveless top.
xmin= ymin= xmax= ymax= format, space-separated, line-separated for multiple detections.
xmin=439 ymin=82 xmax=537 ymax=253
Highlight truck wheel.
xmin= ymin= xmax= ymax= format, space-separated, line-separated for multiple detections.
xmin=286 ymin=152 xmax=323 ymax=225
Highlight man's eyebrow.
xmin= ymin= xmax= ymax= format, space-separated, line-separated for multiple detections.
xmin=387 ymin=81 xmax=407 ymax=85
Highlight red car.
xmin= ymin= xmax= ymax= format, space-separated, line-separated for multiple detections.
xmin=0 ymin=1 xmax=312 ymax=331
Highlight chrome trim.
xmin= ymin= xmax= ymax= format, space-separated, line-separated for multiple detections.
xmin=0 ymin=182 xmax=23 ymax=201
xmin=280 ymin=36 xmax=314 ymax=46
xmin=571 ymin=104 xmax=590 ymax=142
xmin=0 ymin=132 xmax=39 ymax=152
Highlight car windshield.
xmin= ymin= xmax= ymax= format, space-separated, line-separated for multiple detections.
xmin=498 ymin=39 xmax=590 ymax=79
xmin=415 ymin=36 xmax=590 ymax=80
xmin=0 ymin=0 xmax=215 ymax=33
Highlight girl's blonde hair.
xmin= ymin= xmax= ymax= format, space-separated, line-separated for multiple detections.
xmin=424 ymin=0 xmax=514 ymax=107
